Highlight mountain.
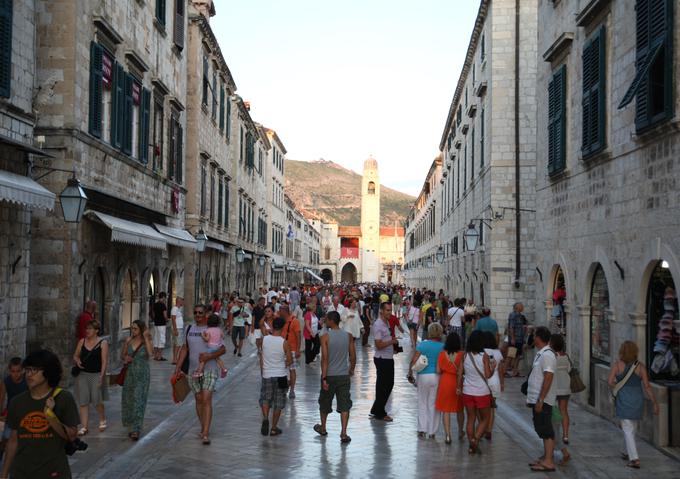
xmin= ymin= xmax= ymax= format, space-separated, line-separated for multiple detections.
xmin=283 ymin=159 xmax=415 ymax=226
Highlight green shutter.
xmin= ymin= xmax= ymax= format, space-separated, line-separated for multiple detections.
xmin=156 ymin=0 xmax=166 ymax=26
xmin=122 ymin=74 xmax=133 ymax=155
xmin=173 ymin=0 xmax=185 ymax=50
xmin=139 ymin=88 xmax=151 ymax=163
xmin=111 ymin=63 xmax=125 ymax=149
xmin=480 ymin=108 xmax=485 ymax=168
xmin=167 ymin=116 xmax=175 ymax=179
xmin=88 ymin=42 xmax=104 ymax=138
xmin=0 ymin=0 xmax=12 ymax=98
xmin=219 ymin=86 xmax=225 ymax=131
xmin=548 ymin=65 xmax=566 ymax=176
xmin=176 ymin=121 xmax=183 ymax=184
xmin=582 ymin=26 xmax=606 ymax=158
xmin=470 ymin=128 xmax=475 ymax=180
xmin=226 ymin=99 xmax=231 ymax=139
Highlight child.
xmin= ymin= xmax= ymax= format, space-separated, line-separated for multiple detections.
xmin=194 ymin=314 xmax=228 ymax=379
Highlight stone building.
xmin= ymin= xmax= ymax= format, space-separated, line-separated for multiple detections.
xmin=404 ymin=0 xmax=538 ymax=326
xmin=534 ymin=0 xmax=679 ymax=447
xmin=29 ymin=0 xmax=190 ymax=362
xmin=317 ymin=157 xmax=405 ymax=284
xmin=0 ymin=0 xmax=55 ymax=365
xmin=265 ymin=127 xmax=287 ymax=287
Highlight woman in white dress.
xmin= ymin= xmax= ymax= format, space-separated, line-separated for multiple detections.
xmin=342 ymin=298 xmax=362 ymax=340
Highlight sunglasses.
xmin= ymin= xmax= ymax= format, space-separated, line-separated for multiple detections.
xmin=194 ymin=310 xmax=204 ymax=315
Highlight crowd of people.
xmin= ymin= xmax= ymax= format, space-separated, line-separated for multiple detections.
xmin=0 ymin=283 xmax=662 ymax=478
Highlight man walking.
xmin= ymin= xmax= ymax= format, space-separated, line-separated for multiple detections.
xmin=527 ymin=326 xmax=557 ymax=472
xmin=507 ymin=302 xmax=527 ymax=376
xmin=228 ymin=298 xmax=248 ymax=357
xmin=174 ymin=304 xmax=226 ymax=445
xmin=280 ymin=305 xmax=301 ymax=399
xmin=152 ymin=292 xmax=169 ymax=360
xmin=259 ymin=317 xmax=292 ymax=436
xmin=370 ymin=302 xmax=399 ymax=422
xmin=314 ymin=311 xmax=356 ymax=443
xmin=170 ymin=296 xmax=184 ymax=365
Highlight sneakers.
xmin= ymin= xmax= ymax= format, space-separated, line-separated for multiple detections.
xmin=220 ymin=368 xmax=228 ymax=378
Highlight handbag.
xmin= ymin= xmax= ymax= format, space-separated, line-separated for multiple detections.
xmin=71 ymin=339 xmax=104 ymax=377
xmin=110 ymin=342 xmax=143 ymax=386
xmin=412 ymin=354 xmax=429 ymax=373
xmin=567 ymin=355 xmax=586 ymax=393
xmin=171 ymin=373 xmax=191 ymax=403
xmin=468 ymin=353 xmax=497 ymax=408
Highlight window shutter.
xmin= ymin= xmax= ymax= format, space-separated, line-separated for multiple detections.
xmin=173 ymin=0 xmax=185 ymax=51
xmin=139 ymin=88 xmax=151 ymax=163
xmin=88 ymin=42 xmax=104 ymax=138
xmin=167 ymin=116 xmax=175 ymax=179
xmin=226 ymin=99 xmax=231 ymax=139
xmin=0 ymin=0 xmax=12 ymax=98
xmin=156 ymin=0 xmax=166 ymax=26
xmin=122 ymin=74 xmax=133 ymax=155
xmin=480 ymin=109 xmax=485 ymax=168
xmin=175 ymin=121 xmax=183 ymax=184
xmin=582 ymin=27 xmax=606 ymax=158
xmin=219 ymin=86 xmax=225 ymax=131
xmin=111 ymin=63 xmax=125 ymax=149
xmin=470 ymin=128 xmax=475 ymax=180
xmin=548 ymin=65 xmax=566 ymax=175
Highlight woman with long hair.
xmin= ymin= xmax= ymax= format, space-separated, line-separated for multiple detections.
xmin=121 ymin=320 xmax=153 ymax=440
xmin=435 ymin=331 xmax=464 ymax=444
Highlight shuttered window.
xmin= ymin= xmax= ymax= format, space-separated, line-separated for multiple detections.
xmin=110 ymin=63 xmax=125 ymax=149
xmin=226 ymin=98 xmax=231 ymax=141
xmin=582 ymin=26 xmax=606 ymax=158
xmin=122 ymin=74 xmax=134 ymax=156
xmin=480 ymin=108 xmax=485 ymax=168
xmin=175 ymin=119 xmax=183 ymax=184
xmin=156 ymin=0 xmax=166 ymax=26
xmin=89 ymin=42 xmax=104 ymax=138
xmin=470 ymin=128 xmax=475 ymax=181
xmin=548 ymin=65 xmax=567 ymax=176
xmin=619 ymin=0 xmax=673 ymax=131
xmin=173 ymin=0 xmax=185 ymax=51
xmin=219 ymin=86 xmax=225 ymax=131
xmin=139 ymin=88 xmax=151 ymax=163
xmin=202 ymin=56 xmax=209 ymax=106
xmin=0 ymin=0 xmax=12 ymax=98
xmin=167 ymin=115 xmax=175 ymax=180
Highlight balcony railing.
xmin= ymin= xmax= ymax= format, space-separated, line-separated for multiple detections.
xmin=341 ymin=247 xmax=359 ymax=258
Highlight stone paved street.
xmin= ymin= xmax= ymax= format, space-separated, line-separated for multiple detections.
xmin=63 ymin=338 xmax=680 ymax=479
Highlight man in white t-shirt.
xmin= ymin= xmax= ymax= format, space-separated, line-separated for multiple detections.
xmin=447 ymin=299 xmax=465 ymax=338
xmin=170 ymin=297 xmax=184 ymax=364
xmin=327 ymin=296 xmax=347 ymax=325
xmin=526 ymin=326 xmax=557 ymax=473
xmin=266 ymin=288 xmax=278 ymax=304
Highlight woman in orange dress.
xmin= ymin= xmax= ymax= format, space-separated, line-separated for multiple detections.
xmin=436 ymin=332 xmax=464 ymax=444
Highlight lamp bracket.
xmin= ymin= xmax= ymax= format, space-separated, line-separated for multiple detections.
xmin=31 ymin=166 xmax=76 ymax=182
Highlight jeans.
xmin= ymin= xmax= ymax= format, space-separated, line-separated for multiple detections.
xmin=621 ymin=419 xmax=639 ymax=461
xmin=371 ymin=357 xmax=394 ymax=419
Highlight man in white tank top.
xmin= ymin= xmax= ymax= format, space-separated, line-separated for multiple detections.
xmin=259 ymin=317 xmax=292 ymax=437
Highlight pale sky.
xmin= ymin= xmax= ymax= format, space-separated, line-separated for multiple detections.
xmin=211 ymin=0 xmax=480 ymax=196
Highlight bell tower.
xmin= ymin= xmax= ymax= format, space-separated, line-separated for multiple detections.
xmin=361 ymin=157 xmax=381 ymax=282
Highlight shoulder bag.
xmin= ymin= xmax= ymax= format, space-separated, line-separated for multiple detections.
xmin=566 ymin=354 xmax=586 ymax=393
xmin=469 ymin=353 xmax=497 ymax=408
xmin=110 ymin=341 xmax=143 ymax=386
xmin=611 ymin=361 xmax=639 ymax=399
xmin=71 ymin=339 xmax=104 ymax=377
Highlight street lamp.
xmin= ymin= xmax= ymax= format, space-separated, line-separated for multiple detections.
xmin=195 ymin=229 xmax=207 ymax=252
xmin=236 ymin=247 xmax=245 ymax=263
xmin=463 ymin=222 xmax=480 ymax=252
xmin=59 ymin=175 xmax=88 ymax=223
xmin=435 ymin=246 xmax=445 ymax=264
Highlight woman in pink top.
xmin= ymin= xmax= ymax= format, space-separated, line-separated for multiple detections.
xmin=194 ymin=314 xmax=228 ymax=378
xmin=304 ymin=297 xmax=320 ymax=364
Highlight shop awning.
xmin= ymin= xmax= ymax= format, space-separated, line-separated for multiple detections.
xmin=304 ymin=268 xmax=324 ymax=282
xmin=153 ymin=224 xmax=197 ymax=249
xmin=206 ymin=241 xmax=225 ymax=252
xmin=0 ymin=170 xmax=55 ymax=210
xmin=87 ymin=211 xmax=167 ymax=250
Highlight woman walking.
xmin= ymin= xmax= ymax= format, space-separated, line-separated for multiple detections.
xmin=304 ymin=298 xmax=320 ymax=364
xmin=607 ymin=341 xmax=659 ymax=469
xmin=482 ymin=331 xmax=504 ymax=440
xmin=550 ymin=333 xmax=571 ymax=463
xmin=72 ymin=319 xmax=108 ymax=436
xmin=121 ymin=320 xmax=153 ymax=440
xmin=457 ymin=330 xmax=492 ymax=454
xmin=435 ymin=331 xmax=465 ymax=444
xmin=342 ymin=298 xmax=363 ymax=340
xmin=409 ymin=323 xmax=444 ymax=439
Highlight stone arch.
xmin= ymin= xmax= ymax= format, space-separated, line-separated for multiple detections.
xmin=581 ymin=246 xmax=618 ymax=307
xmin=634 ymin=239 xmax=680 ymax=314
xmin=321 ymin=268 xmax=333 ymax=282
xmin=341 ymin=262 xmax=357 ymax=283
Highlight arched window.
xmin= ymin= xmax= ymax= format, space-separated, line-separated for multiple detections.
xmin=324 ymin=246 xmax=331 ymax=260
xmin=589 ymin=264 xmax=611 ymax=405
xmin=368 ymin=181 xmax=375 ymax=195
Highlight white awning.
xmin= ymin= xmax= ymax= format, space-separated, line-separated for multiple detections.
xmin=153 ymin=224 xmax=197 ymax=249
xmin=206 ymin=241 xmax=225 ymax=252
xmin=87 ymin=211 xmax=167 ymax=250
xmin=0 ymin=170 xmax=55 ymax=210
xmin=305 ymin=268 xmax=324 ymax=282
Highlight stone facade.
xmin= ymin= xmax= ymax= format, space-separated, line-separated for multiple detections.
xmin=534 ymin=0 xmax=680 ymax=447
xmin=405 ymin=0 xmax=538 ymax=327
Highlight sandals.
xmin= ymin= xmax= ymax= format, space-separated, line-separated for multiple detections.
xmin=220 ymin=368 xmax=228 ymax=379
xmin=530 ymin=464 xmax=556 ymax=472
xmin=77 ymin=427 xmax=88 ymax=436
xmin=626 ymin=460 xmax=640 ymax=469
xmin=340 ymin=434 xmax=351 ymax=444
xmin=201 ymin=435 xmax=211 ymax=445
xmin=445 ymin=435 xmax=452 ymax=445
xmin=558 ymin=454 xmax=571 ymax=466
xmin=129 ymin=432 xmax=140 ymax=441
xmin=261 ymin=419 xmax=269 ymax=436
xmin=99 ymin=420 xmax=107 ymax=432
xmin=562 ymin=436 xmax=569 ymax=445
xmin=313 ymin=424 xmax=328 ymax=436
xmin=270 ymin=427 xmax=282 ymax=436
xmin=468 ymin=437 xmax=479 ymax=454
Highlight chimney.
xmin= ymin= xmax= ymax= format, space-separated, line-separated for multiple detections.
xmin=244 ymin=101 xmax=251 ymax=111
xmin=190 ymin=1 xmax=215 ymax=20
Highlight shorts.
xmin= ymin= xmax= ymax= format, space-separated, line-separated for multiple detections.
xmin=231 ymin=326 xmax=246 ymax=341
xmin=76 ymin=371 xmax=103 ymax=406
xmin=462 ymin=393 xmax=492 ymax=409
xmin=254 ymin=329 xmax=263 ymax=339
xmin=189 ymin=369 xmax=219 ymax=393
xmin=530 ymin=403 xmax=555 ymax=439
xmin=153 ymin=325 xmax=167 ymax=348
xmin=511 ymin=342 xmax=524 ymax=358
xmin=556 ymin=394 xmax=570 ymax=401
xmin=172 ymin=327 xmax=185 ymax=347
xmin=318 ymin=375 xmax=352 ymax=413
xmin=407 ymin=322 xmax=418 ymax=331
xmin=259 ymin=377 xmax=287 ymax=410
xmin=289 ymin=356 xmax=299 ymax=370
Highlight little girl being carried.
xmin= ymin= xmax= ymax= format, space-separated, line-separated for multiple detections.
xmin=194 ymin=314 xmax=228 ymax=378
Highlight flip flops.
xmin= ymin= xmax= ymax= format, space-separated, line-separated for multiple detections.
xmin=530 ymin=463 xmax=556 ymax=472
xmin=313 ymin=424 xmax=328 ymax=436
xmin=340 ymin=434 xmax=351 ymax=444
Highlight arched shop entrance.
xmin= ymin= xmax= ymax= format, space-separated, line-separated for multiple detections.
xmin=588 ymin=264 xmax=611 ymax=406
xmin=551 ymin=266 xmax=567 ymax=335
xmin=647 ymin=260 xmax=678 ymax=381
xmin=341 ymin=263 xmax=357 ymax=283
xmin=321 ymin=268 xmax=333 ymax=283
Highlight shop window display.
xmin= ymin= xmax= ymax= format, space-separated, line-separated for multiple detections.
xmin=647 ymin=261 xmax=679 ymax=381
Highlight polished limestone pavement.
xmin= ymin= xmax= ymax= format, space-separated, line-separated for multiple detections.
xmin=71 ymin=338 xmax=679 ymax=479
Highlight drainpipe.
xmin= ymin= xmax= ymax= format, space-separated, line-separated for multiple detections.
xmin=514 ymin=0 xmax=521 ymax=288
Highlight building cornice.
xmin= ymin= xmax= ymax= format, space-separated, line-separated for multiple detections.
xmin=190 ymin=14 xmax=237 ymax=92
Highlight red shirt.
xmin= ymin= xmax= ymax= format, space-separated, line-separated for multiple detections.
xmin=388 ymin=314 xmax=400 ymax=337
xmin=77 ymin=311 xmax=93 ymax=339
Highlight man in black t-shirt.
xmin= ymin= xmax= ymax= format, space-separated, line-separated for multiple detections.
xmin=152 ymin=292 xmax=169 ymax=360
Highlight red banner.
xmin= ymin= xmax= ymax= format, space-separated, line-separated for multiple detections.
xmin=341 ymin=247 xmax=359 ymax=258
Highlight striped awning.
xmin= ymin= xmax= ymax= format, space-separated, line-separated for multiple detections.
xmin=0 ymin=170 xmax=55 ymax=210
xmin=87 ymin=211 xmax=167 ymax=250
xmin=153 ymin=224 xmax=197 ymax=249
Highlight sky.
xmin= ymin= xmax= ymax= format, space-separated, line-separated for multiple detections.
xmin=211 ymin=0 xmax=480 ymax=196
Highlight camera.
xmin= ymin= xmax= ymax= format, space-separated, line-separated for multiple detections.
xmin=65 ymin=438 xmax=88 ymax=456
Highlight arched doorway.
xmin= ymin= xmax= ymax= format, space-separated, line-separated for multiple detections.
xmin=551 ymin=266 xmax=567 ymax=334
xmin=341 ymin=263 xmax=357 ymax=283
xmin=589 ymin=264 xmax=611 ymax=406
xmin=321 ymin=268 xmax=333 ymax=283
xmin=646 ymin=260 xmax=678 ymax=381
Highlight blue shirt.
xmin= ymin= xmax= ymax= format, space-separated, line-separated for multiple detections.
xmin=475 ymin=316 xmax=498 ymax=335
xmin=416 ymin=340 xmax=444 ymax=375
